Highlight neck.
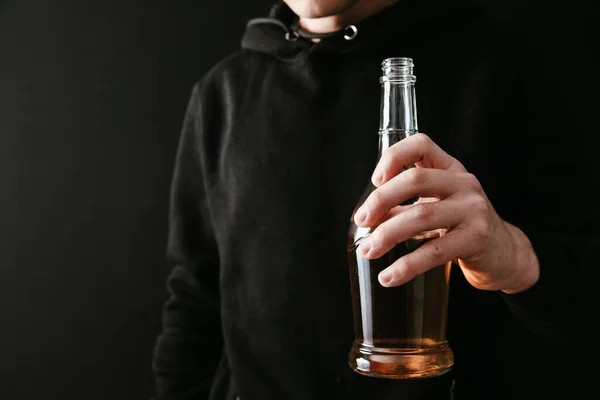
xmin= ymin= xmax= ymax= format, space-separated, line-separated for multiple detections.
xmin=378 ymin=132 xmax=405 ymax=157
xmin=298 ymin=0 xmax=399 ymax=34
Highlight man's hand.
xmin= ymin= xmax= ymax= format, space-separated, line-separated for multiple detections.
xmin=354 ymin=133 xmax=539 ymax=294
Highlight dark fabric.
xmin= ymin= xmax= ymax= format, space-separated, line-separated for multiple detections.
xmin=152 ymin=1 xmax=596 ymax=399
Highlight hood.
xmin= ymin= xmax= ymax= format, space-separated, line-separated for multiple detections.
xmin=241 ymin=0 xmax=485 ymax=60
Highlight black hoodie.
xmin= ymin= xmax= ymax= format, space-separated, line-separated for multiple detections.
xmin=152 ymin=1 xmax=596 ymax=399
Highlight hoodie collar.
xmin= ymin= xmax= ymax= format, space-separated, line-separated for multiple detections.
xmin=242 ymin=1 xmax=481 ymax=60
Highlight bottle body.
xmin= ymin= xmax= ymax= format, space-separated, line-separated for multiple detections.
xmin=347 ymin=58 xmax=454 ymax=379
xmin=347 ymin=227 xmax=453 ymax=378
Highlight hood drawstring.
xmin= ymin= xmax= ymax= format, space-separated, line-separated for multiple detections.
xmin=294 ymin=24 xmax=358 ymax=41
xmin=245 ymin=17 xmax=358 ymax=43
xmin=245 ymin=17 xmax=290 ymax=36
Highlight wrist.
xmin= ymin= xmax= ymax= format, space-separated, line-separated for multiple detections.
xmin=501 ymin=224 xmax=540 ymax=294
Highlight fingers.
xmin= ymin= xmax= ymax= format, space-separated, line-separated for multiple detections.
xmin=379 ymin=205 xmax=409 ymax=222
xmin=377 ymin=230 xmax=472 ymax=287
xmin=354 ymin=168 xmax=462 ymax=227
xmin=357 ymin=198 xmax=462 ymax=259
xmin=372 ymin=133 xmax=465 ymax=187
xmin=353 ymin=133 xmax=494 ymax=288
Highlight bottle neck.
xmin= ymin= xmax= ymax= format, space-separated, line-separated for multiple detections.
xmin=378 ymin=79 xmax=418 ymax=158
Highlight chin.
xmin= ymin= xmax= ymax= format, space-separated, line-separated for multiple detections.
xmin=284 ymin=0 xmax=359 ymax=18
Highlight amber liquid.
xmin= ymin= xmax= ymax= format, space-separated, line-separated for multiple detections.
xmin=348 ymin=230 xmax=453 ymax=379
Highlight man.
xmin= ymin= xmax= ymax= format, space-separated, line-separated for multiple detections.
xmin=152 ymin=0 xmax=596 ymax=399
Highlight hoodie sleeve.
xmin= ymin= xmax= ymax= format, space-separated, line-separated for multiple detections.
xmin=497 ymin=32 xmax=598 ymax=351
xmin=152 ymin=80 xmax=223 ymax=399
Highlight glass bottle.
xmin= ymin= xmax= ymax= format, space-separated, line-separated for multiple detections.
xmin=347 ymin=57 xmax=454 ymax=379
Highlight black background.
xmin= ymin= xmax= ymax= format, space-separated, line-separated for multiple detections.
xmin=0 ymin=1 xmax=271 ymax=399
xmin=0 ymin=1 xmax=596 ymax=400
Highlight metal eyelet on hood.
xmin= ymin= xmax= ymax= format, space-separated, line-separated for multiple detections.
xmin=344 ymin=25 xmax=358 ymax=41
xmin=285 ymin=30 xmax=300 ymax=41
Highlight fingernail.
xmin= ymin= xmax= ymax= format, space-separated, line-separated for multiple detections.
xmin=358 ymin=238 xmax=371 ymax=257
xmin=372 ymin=169 xmax=383 ymax=186
xmin=378 ymin=270 xmax=393 ymax=286
xmin=354 ymin=208 xmax=367 ymax=225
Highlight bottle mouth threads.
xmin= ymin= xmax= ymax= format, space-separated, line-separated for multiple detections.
xmin=381 ymin=57 xmax=416 ymax=83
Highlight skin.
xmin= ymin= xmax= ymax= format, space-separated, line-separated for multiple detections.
xmin=284 ymin=0 xmax=400 ymax=33
xmin=353 ymin=134 xmax=540 ymax=294
xmin=284 ymin=0 xmax=541 ymax=294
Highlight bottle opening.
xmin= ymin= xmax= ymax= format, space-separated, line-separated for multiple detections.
xmin=381 ymin=57 xmax=416 ymax=84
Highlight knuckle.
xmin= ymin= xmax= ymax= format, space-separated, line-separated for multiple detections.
xmin=469 ymin=195 xmax=489 ymax=214
xmin=426 ymin=239 xmax=444 ymax=261
xmin=471 ymin=219 xmax=490 ymax=243
xmin=369 ymin=189 xmax=387 ymax=210
xmin=413 ymin=132 xmax=431 ymax=146
xmin=462 ymin=172 xmax=483 ymax=191
xmin=403 ymin=167 xmax=428 ymax=185
xmin=371 ymin=226 xmax=391 ymax=249
xmin=398 ymin=257 xmax=416 ymax=280
xmin=411 ymin=202 xmax=434 ymax=222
